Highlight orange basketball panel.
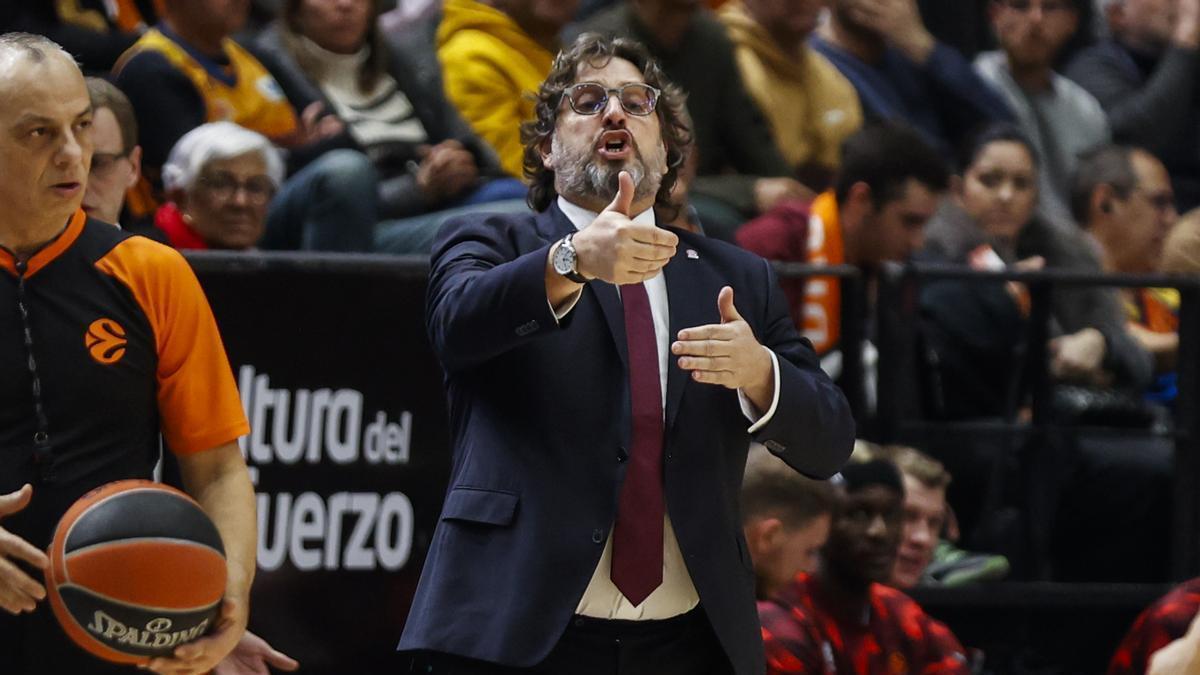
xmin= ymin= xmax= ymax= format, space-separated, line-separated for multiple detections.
xmin=65 ymin=540 xmax=226 ymax=609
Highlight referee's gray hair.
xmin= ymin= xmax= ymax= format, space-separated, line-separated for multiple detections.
xmin=0 ymin=32 xmax=76 ymax=65
xmin=162 ymin=122 xmax=285 ymax=193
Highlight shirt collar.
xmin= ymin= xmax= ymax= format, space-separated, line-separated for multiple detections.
xmin=556 ymin=195 xmax=656 ymax=232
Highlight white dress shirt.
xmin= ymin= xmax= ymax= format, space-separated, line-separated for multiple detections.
xmin=551 ymin=196 xmax=781 ymax=619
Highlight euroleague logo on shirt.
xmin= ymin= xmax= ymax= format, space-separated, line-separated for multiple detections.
xmin=85 ymin=318 xmax=127 ymax=365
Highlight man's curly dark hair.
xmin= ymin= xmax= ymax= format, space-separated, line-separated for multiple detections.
xmin=521 ymin=33 xmax=692 ymax=215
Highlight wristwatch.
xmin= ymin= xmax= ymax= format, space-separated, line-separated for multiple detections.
xmin=552 ymin=233 xmax=589 ymax=283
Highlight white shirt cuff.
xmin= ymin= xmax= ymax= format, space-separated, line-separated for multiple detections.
xmin=548 ymin=287 xmax=584 ymax=324
xmin=740 ymin=348 xmax=781 ymax=434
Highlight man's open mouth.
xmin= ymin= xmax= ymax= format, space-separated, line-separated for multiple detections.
xmin=596 ymin=130 xmax=634 ymax=160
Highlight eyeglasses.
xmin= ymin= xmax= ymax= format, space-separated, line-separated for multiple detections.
xmin=1000 ymin=0 xmax=1075 ymax=13
xmin=89 ymin=151 xmax=131 ymax=176
xmin=561 ymin=82 xmax=661 ymax=117
xmin=198 ymin=172 xmax=275 ymax=205
xmin=1134 ymin=188 xmax=1177 ymax=214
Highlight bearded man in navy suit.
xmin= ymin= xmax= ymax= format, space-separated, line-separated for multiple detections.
xmin=400 ymin=33 xmax=856 ymax=675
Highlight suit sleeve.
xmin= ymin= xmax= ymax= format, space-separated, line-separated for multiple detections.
xmin=1066 ymin=46 xmax=1200 ymax=160
xmin=426 ymin=214 xmax=561 ymax=374
xmin=749 ymin=257 xmax=855 ymax=479
xmin=920 ymin=42 xmax=1015 ymax=146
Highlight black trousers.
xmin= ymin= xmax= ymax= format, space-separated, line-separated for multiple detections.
xmin=410 ymin=606 xmax=735 ymax=675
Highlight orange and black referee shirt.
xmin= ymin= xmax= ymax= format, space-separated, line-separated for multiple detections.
xmin=0 ymin=210 xmax=249 ymax=551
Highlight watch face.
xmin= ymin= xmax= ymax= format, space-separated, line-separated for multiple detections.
xmin=553 ymin=239 xmax=576 ymax=275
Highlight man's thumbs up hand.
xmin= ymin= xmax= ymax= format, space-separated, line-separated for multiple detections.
xmin=572 ymin=171 xmax=677 ymax=285
xmin=602 ymin=170 xmax=636 ymax=218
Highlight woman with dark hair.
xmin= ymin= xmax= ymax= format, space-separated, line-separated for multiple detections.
xmin=252 ymin=0 xmax=525 ymax=232
xmin=919 ymin=122 xmax=1151 ymax=419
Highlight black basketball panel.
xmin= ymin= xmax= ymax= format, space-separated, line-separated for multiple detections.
xmin=64 ymin=489 xmax=224 ymax=554
xmin=57 ymin=583 xmax=220 ymax=658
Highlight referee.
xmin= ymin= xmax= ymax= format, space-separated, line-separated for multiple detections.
xmin=0 ymin=33 xmax=256 ymax=675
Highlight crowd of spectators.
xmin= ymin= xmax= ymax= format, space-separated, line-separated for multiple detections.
xmin=8 ymin=0 xmax=1200 ymax=670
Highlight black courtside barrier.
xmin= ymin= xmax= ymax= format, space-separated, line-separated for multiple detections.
xmin=187 ymin=251 xmax=441 ymax=674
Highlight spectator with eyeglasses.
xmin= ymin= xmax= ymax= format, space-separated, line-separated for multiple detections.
xmin=975 ymin=0 xmax=1111 ymax=226
xmin=81 ymin=77 xmax=151 ymax=232
xmin=1073 ymin=145 xmax=1181 ymax=378
xmin=155 ymin=122 xmax=282 ymax=250
xmin=1065 ymin=0 xmax=1200 ymax=214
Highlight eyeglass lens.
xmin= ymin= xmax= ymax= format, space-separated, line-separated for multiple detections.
xmin=202 ymin=173 xmax=275 ymax=203
xmin=568 ymin=83 xmax=657 ymax=116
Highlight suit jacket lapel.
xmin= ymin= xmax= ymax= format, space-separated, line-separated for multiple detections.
xmin=663 ymin=241 xmax=712 ymax=432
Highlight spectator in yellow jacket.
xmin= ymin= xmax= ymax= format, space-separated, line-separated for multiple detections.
xmin=437 ymin=0 xmax=579 ymax=178
xmin=717 ymin=0 xmax=862 ymax=189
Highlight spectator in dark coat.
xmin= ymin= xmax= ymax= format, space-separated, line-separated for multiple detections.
xmin=811 ymin=0 xmax=1015 ymax=158
xmin=1064 ymin=0 xmax=1200 ymax=212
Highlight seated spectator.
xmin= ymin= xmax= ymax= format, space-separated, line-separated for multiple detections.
xmin=812 ymin=0 xmax=1015 ymax=158
xmin=920 ymin=126 xmax=1169 ymax=583
xmin=437 ymin=0 xmax=579 ymax=179
xmin=856 ymin=442 xmax=1010 ymax=588
xmin=252 ymin=0 xmax=527 ymax=223
xmin=1074 ymin=145 xmax=1180 ymax=376
xmin=82 ymin=77 xmax=150 ymax=230
xmin=1146 ymin=611 xmax=1200 ymax=675
xmin=113 ymin=0 xmax=385 ymax=251
xmin=1109 ymin=578 xmax=1200 ymax=675
xmin=737 ymin=124 xmax=949 ymax=372
xmin=574 ymin=0 xmax=811 ymax=241
xmin=920 ymin=124 xmax=1152 ymax=419
xmin=976 ymin=0 xmax=1110 ymax=224
xmin=716 ymin=0 xmax=863 ymax=190
xmin=156 ymin=122 xmax=283 ymax=250
xmin=7 ymin=1 xmax=157 ymax=73
xmin=758 ymin=459 xmax=970 ymax=674
xmin=1064 ymin=0 xmax=1200 ymax=213
xmin=880 ymin=444 xmax=951 ymax=588
xmin=1163 ymin=206 xmax=1200 ymax=275
xmin=113 ymin=0 xmax=304 ymax=179
xmin=741 ymin=444 xmax=837 ymax=600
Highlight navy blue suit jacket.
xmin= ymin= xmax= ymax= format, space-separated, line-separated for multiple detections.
xmin=399 ymin=203 xmax=855 ymax=674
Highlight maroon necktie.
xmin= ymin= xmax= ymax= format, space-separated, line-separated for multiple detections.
xmin=611 ymin=282 xmax=665 ymax=605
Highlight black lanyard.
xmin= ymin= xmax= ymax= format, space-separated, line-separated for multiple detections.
xmin=13 ymin=259 xmax=55 ymax=483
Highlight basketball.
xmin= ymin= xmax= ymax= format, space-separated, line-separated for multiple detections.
xmin=44 ymin=480 xmax=227 ymax=665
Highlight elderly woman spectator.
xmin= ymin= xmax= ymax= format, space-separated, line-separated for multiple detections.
xmin=251 ymin=0 xmax=525 ymax=225
xmin=156 ymin=122 xmax=283 ymax=251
